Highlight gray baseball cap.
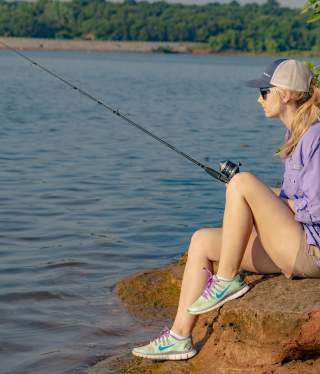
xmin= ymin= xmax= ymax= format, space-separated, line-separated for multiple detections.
xmin=246 ymin=59 xmax=313 ymax=92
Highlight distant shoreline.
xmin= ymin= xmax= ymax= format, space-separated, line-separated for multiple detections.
xmin=0 ymin=37 xmax=319 ymax=57
xmin=0 ymin=37 xmax=199 ymax=54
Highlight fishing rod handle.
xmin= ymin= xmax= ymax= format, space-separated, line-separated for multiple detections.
xmin=204 ymin=160 xmax=241 ymax=184
xmin=204 ymin=166 xmax=229 ymax=183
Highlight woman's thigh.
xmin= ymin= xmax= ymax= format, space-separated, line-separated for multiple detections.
xmin=193 ymin=173 xmax=303 ymax=275
xmin=240 ymin=228 xmax=281 ymax=273
xmin=229 ymin=172 xmax=304 ymax=275
xmin=194 ymin=227 xmax=281 ymax=274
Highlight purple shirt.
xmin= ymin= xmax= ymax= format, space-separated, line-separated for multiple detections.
xmin=280 ymin=121 xmax=320 ymax=249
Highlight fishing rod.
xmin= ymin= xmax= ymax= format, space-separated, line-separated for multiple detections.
xmin=0 ymin=40 xmax=240 ymax=183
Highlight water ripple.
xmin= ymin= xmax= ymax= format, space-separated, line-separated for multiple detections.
xmin=0 ymin=290 xmax=72 ymax=302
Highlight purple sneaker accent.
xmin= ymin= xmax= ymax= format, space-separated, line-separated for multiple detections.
xmin=151 ymin=326 xmax=170 ymax=344
xmin=202 ymin=267 xmax=219 ymax=299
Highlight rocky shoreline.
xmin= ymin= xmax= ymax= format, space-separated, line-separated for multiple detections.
xmin=87 ymin=253 xmax=320 ymax=373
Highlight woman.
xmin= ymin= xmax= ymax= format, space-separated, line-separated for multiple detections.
xmin=132 ymin=59 xmax=320 ymax=360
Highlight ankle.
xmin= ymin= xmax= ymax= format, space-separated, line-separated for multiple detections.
xmin=216 ymin=270 xmax=238 ymax=280
xmin=216 ymin=274 xmax=236 ymax=281
xmin=171 ymin=325 xmax=191 ymax=338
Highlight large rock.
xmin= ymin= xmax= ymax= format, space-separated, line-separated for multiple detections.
xmin=88 ymin=254 xmax=320 ymax=373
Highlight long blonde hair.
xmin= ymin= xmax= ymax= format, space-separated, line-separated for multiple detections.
xmin=276 ymin=79 xmax=320 ymax=159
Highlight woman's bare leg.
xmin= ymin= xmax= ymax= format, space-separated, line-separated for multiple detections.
xmin=217 ymin=172 xmax=303 ymax=279
xmin=171 ymin=224 xmax=281 ymax=337
xmin=171 ymin=228 xmax=221 ymax=337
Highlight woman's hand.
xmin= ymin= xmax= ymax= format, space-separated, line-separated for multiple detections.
xmin=286 ymin=199 xmax=295 ymax=213
xmin=270 ymin=187 xmax=295 ymax=213
xmin=270 ymin=187 xmax=281 ymax=195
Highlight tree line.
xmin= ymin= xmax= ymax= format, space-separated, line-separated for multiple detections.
xmin=0 ymin=0 xmax=320 ymax=53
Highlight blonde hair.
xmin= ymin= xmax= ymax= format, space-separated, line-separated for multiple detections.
xmin=276 ymin=79 xmax=320 ymax=159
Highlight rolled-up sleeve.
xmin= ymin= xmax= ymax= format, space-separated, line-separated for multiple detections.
xmin=294 ymin=140 xmax=320 ymax=224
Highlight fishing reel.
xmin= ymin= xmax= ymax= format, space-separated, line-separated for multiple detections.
xmin=219 ymin=160 xmax=241 ymax=182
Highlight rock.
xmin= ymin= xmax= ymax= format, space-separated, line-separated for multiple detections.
xmin=116 ymin=264 xmax=183 ymax=321
xmin=88 ymin=254 xmax=320 ymax=373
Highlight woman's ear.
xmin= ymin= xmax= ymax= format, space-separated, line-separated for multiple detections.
xmin=279 ymin=90 xmax=292 ymax=104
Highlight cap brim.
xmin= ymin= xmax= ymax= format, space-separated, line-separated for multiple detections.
xmin=245 ymin=76 xmax=271 ymax=88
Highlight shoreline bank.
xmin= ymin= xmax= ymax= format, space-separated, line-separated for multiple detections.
xmin=0 ymin=37 xmax=196 ymax=54
xmin=1 ymin=37 xmax=319 ymax=57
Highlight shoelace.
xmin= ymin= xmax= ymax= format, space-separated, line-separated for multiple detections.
xmin=202 ymin=267 xmax=219 ymax=299
xmin=151 ymin=326 xmax=170 ymax=344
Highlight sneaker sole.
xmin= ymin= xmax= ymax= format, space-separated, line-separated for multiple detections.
xmin=132 ymin=348 xmax=197 ymax=360
xmin=188 ymin=284 xmax=250 ymax=315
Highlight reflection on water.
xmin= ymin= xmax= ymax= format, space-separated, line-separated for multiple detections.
xmin=1 ymin=51 xmax=309 ymax=373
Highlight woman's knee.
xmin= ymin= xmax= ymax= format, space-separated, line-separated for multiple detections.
xmin=188 ymin=228 xmax=220 ymax=260
xmin=189 ymin=229 xmax=207 ymax=254
xmin=226 ymin=171 xmax=256 ymax=196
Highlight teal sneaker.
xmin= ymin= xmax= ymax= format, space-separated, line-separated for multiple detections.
xmin=132 ymin=326 xmax=197 ymax=360
xmin=187 ymin=268 xmax=250 ymax=315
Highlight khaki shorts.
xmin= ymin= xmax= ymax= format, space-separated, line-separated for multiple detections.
xmin=285 ymin=232 xmax=320 ymax=279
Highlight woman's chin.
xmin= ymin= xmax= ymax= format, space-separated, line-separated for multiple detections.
xmin=264 ymin=111 xmax=276 ymax=118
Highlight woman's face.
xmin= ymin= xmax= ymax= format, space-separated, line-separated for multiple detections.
xmin=257 ymin=87 xmax=282 ymax=118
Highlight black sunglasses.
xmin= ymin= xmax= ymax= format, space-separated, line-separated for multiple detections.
xmin=259 ymin=88 xmax=271 ymax=100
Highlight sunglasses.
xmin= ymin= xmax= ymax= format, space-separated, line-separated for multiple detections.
xmin=259 ymin=88 xmax=271 ymax=100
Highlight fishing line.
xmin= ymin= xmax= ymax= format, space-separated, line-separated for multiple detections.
xmin=0 ymin=40 xmax=236 ymax=183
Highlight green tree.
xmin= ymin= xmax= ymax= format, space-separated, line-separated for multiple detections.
xmin=0 ymin=0 xmax=320 ymax=54
xmin=302 ymin=0 xmax=320 ymax=23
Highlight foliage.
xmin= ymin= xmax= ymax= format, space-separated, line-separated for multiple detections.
xmin=302 ymin=0 xmax=320 ymax=23
xmin=0 ymin=0 xmax=320 ymax=53
xmin=304 ymin=61 xmax=320 ymax=87
xmin=302 ymin=2 xmax=320 ymax=87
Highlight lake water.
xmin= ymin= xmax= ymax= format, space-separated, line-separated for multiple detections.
xmin=1 ymin=51 xmax=318 ymax=373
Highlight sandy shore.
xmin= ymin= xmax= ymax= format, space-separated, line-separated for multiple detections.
xmin=0 ymin=37 xmax=199 ymax=53
xmin=1 ymin=37 xmax=318 ymax=57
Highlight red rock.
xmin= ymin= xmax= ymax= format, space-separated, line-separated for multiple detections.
xmin=88 ymin=255 xmax=320 ymax=373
